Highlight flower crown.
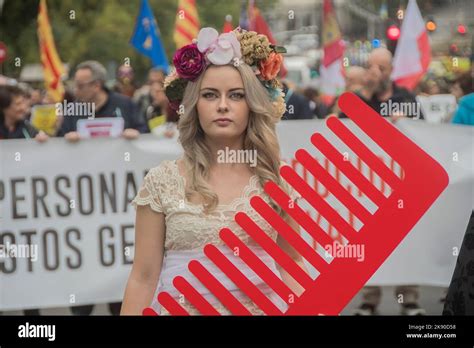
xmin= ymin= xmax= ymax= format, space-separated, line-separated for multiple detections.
xmin=164 ymin=27 xmax=287 ymax=117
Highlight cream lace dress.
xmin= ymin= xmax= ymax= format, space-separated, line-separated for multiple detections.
xmin=131 ymin=159 xmax=300 ymax=315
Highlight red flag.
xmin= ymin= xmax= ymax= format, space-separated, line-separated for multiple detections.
xmin=320 ymin=0 xmax=345 ymax=97
xmin=223 ymin=15 xmax=233 ymax=33
xmin=321 ymin=0 xmax=344 ymax=67
xmin=248 ymin=0 xmax=276 ymax=44
xmin=247 ymin=1 xmax=287 ymax=77
xmin=391 ymin=0 xmax=431 ymax=90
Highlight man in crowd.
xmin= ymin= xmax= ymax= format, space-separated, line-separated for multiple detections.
xmin=60 ymin=60 xmax=147 ymax=141
xmin=113 ymin=64 xmax=137 ymax=98
xmin=281 ymin=81 xmax=314 ymax=120
xmin=345 ymin=65 xmax=367 ymax=93
xmin=303 ymin=87 xmax=329 ymax=119
xmin=331 ymin=65 xmax=371 ymax=116
xmin=366 ymin=47 xmax=423 ymax=120
xmin=135 ymin=68 xmax=167 ymax=127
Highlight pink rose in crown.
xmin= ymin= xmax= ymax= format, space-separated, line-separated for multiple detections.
xmin=197 ymin=27 xmax=241 ymax=65
xmin=173 ymin=43 xmax=206 ymax=81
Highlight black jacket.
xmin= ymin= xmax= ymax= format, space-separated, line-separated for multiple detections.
xmin=0 ymin=119 xmax=38 ymax=139
xmin=282 ymin=87 xmax=314 ymax=120
xmin=443 ymin=211 xmax=474 ymax=315
xmin=59 ymin=90 xmax=147 ymax=136
xmin=338 ymin=83 xmax=424 ymax=119
xmin=369 ymin=83 xmax=424 ymax=119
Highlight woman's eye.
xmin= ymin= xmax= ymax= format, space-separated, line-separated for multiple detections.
xmin=202 ymin=92 xmax=217 ymax=99
xmin=230 ymin=93 xmax=245 ymax=100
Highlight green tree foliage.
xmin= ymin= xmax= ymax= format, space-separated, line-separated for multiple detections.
xmin=0 ymin=0 xmax=276 ymax=82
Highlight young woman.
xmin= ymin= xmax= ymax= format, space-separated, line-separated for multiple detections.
xmin=121 ymin=27 xmax=309 ymax=315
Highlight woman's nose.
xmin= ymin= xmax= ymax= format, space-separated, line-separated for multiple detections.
xmin=217 ymin=96 xmax=229 ymax=113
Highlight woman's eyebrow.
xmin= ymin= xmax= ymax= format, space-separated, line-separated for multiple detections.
xmin=200 ymin=87 xmax=245 ymax=92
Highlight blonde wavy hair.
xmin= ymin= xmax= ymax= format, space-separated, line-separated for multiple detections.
xmin=177 ymin=63 xmax=290 ymax=216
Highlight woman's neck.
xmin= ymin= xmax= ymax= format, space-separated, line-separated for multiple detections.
xmin=206 ymin=138 xmax=247 ymax=169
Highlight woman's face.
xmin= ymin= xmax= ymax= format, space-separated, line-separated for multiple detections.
xmin=4 ymin=95 xmax=27 ymax=122
xmin=197 ymin=65 xmax=250 ymax=142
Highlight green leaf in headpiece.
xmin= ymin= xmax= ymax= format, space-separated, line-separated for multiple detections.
xmin=271 ymin=45 xmax=287 ymax=54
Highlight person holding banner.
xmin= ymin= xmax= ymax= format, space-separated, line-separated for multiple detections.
xmin=121 ymin=27 xmax=309 ymax=315
xmin=60 ymin=60 xmax=147 ymax=141
xmin=0 ymin=85 xmax=48 ymax=142
xmin=134 ymin=68 xmax=178 ymax=137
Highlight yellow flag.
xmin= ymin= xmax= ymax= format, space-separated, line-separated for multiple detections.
xmin=37 ymin=0 xmax=65 ymax=103
xmin=173 ymin=0 xmax=200 ymax=49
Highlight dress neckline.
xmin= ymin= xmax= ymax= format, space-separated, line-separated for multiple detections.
xmin=171 ymin=159 xmax=259 ymax=209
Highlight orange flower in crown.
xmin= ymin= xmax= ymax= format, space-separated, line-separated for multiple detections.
xmin=260 ymin=52 xmax=283 ymax=80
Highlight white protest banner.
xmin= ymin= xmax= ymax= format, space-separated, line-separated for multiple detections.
xmin=416 ymin=94 xmax=457 ymax=123
xmin=0 ymin=119 xmax=472 ymax=310
xmin=76 ymin=117 xmax=124 ymax=138
xmin=0 ymin=135 xmax=181 ymax=310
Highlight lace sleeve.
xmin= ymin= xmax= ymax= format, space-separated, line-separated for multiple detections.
xmin=131 ymin=166 xmax=164 ymax=213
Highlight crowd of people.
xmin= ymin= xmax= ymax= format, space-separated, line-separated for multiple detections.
xmin=0 ymin=60 xmax=179 ymax=143
xmin=1 ymin=46 xmax=473 ymax=316
xmin=1 ymin=48 xmax=473 ymax=145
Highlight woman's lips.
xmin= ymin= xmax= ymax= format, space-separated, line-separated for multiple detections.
xmin=214 ymin=118 xmax=232 ymax=126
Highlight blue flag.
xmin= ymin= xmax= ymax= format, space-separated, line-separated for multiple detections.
xmin=130 ymin=0 xmax=169 ymax=73
xmin=238 ymin=1 xmax=249 ymax=30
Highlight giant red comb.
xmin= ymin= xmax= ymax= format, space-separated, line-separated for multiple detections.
xmin=143 ymin=92 xmax=449 ymax=316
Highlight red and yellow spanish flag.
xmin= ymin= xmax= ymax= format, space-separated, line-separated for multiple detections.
xmin=320 ymin=0 xmax=345 ymax=98
xmin=173 ymin=0 xmax=200 ymax=49
xmin=37 ymin=0 xmax=65 ymax=102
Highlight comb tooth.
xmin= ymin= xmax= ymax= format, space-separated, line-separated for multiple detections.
xmin=311 ymin=133 xmax=386 ymax=207
xmin=142 ymin=307 xmax=158 ymax=316
xmin=219 ymin=228 xmax=295 ymax=303
xmin=235 ymin=212 xmax=313 ymax=289
xmin=250 ymin=196 xmax=329 ymax=272
xmin=295 ymin=149 xmax=372 ymax=224
xmin=279 ymin=167 xmax=359 ymax=243
xmin=327 ymin=116 xmax=401 ymax=190
xmin=157 ymin=292 xmax=190 ymax=316
xmin=172 ymin=276 xmax=221 ymax=315
xmin=204 ymin=244 xmax=283 ymax=315
xmin=264 ymin=181 xmax=337 ymax=250
xmin=338 ymin=92 xmax=421 ymax=167
xmin=188 ymin=260 xmax=252 ymax=315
